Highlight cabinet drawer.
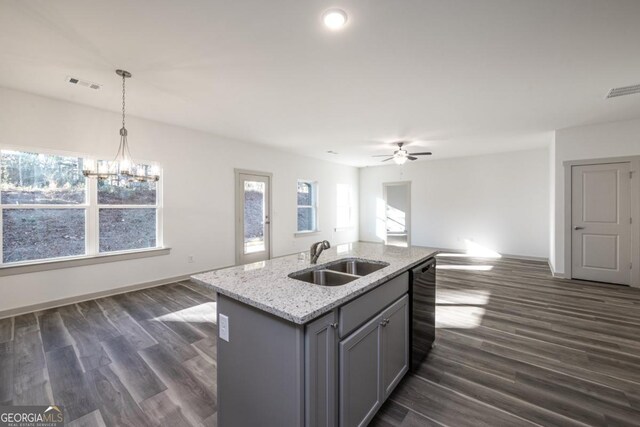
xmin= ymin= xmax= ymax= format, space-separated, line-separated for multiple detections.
xmin=339 ymin=272 xmax=408 ymax=338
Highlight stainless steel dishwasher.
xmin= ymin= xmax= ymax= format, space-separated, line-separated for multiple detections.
xmin=410 ymin=257 xmax=436 ymax=371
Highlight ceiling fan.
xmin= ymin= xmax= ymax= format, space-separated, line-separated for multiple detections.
xmin=373 ymin=142 xmax=432 ymax=165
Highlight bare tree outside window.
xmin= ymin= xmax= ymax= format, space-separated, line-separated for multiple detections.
xmin=98 ymin=161 xmax=158 ymax=253
xmin=1 ymin=150 xmax=86 ymax=263
xmin=0 ymin=150 xmax=161 ymax=265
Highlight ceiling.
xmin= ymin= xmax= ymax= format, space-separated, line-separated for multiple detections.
xmin=1 ymin=0 xmax=640 ymax=166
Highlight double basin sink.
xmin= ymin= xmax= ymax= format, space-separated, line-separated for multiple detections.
xmin=289 ymin=258 xmax=390 ymax=286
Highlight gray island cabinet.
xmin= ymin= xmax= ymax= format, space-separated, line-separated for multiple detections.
xmin=191 ymin=242 xmax=438 ymax=427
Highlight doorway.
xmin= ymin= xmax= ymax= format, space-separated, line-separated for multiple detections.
xmin=235 ymin=170 xmax=272 ymax=265
xmin=383 ymin=182 xmax=411 ymax=247
xmin=570 ymin=162 xmax=632 ymax=285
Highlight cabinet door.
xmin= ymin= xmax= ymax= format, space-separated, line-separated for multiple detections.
xmin=305 ymin=311 xmax=337 ymax=427
xmin=381 ymin=295 xmax=410 ymax=398
xmin=339 ymin=315 xmax=382 ymax=427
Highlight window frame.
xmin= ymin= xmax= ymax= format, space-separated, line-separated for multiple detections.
xmin=0 ymin=146 xmax=163 ymax=268
xmin=95 ymin=173 xmax=162 ymax=254
xmin=296 ymin=179 xmax=319 ymax=234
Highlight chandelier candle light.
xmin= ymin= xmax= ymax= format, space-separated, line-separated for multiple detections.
xmin=83 ymin=69 xmax=160 ymax=183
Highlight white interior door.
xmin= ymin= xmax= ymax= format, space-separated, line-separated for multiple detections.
xmin=571 ymin=163 xmax=631 ymax=285
xmin=236 ymin=172 xmax=271 ymax=265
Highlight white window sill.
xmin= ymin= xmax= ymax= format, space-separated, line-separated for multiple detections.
xmin=294 ymin=230 xmax=321 ymax=237
xmin=0 ymin=247 xmax=171 ymax=277
xmin=334 ymin=226 xmax=355 ymax=232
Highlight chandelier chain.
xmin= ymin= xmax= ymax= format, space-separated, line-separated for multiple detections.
xmin=121 ymin=72 xmax=126 ymax=128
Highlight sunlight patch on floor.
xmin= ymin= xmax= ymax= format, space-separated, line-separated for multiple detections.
xmin=437 ymin=265 xmax=493 ymax=271
xmin=435 ymin=288 xmax=490 ymax=329
xmin=436 ymin=305 xmax=486 ymax=329
xmin=153 ymin=302 xmax=217 ymax=324
xmin=437 ymin=289 xmax=491 ymax=305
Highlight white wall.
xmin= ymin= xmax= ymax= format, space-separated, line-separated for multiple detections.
xmin=0 ymin=87 xmax=359 ymax=313
xmin=552 ymin=118 xmax=640 ymax=275
xmin=360 ymin=148 xmax=550 ymax=258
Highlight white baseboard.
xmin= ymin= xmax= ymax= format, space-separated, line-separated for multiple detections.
xmin=0 ymin=275 xmax=189 ymax=320
xmin=498 ymin=252 xmax=549 ymax=263
xmin=548 ymin=260 xmax=566 ymax=278
xmin=0 ymin=265 xmax=229 ymax=320
xmin=430 ymin=246 xmax=549 ymax=263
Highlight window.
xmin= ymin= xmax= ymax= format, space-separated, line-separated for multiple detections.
xmin=0 ymin=149 xmax=161 ymax=266
xmin=297 ymin=180 xmax=318 ymax=232
xmin=97 ymin=166 xmax=158 ymax=253
xmin=336 ymin=183 xmax=353 ymax=228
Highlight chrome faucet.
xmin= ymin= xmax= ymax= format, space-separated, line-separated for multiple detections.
xmin=310 ymin=240 xmax=331 ymax=264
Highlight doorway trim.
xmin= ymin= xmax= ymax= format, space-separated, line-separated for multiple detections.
xmin=234 ymin=169 xmax=273 ymax=265
xmin=382 ymin=181 xmax=412 ymax=247
xmin=563 ymin=156 xmax=640 ymax=287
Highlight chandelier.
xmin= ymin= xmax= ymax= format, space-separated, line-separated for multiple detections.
xmin=82 ymin=69 xmax=159 ymax=183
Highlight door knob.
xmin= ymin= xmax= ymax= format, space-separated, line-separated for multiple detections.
xmin=574 ymin=226 xmax=585 ymax=230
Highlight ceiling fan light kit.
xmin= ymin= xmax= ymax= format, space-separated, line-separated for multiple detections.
xmin=82 ymin=69 xmax=160 ymax=184
xmin=393 ymin=150 xmax=408 ymax=165
xmin=374 ymin=142 xmax=432 ymax=165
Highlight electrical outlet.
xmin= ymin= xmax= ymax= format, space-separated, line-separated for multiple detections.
xmin=188 ymin=255 xmax=195 ymax=263
xmin=219 ymin=314 xmax=230 ymax=342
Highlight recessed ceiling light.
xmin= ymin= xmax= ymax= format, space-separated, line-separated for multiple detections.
xmin=322 ymin=9 xmax=348 ymax=30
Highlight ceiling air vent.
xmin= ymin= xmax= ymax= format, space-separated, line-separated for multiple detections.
xmin=606 ymin=83 xmax=640 ymax=99
xmin=66 ymin=76 xmax=101 ymax=90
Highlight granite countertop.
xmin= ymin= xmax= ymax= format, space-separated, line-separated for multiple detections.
xmin=191 ymin=242 xmax=438 ymax=324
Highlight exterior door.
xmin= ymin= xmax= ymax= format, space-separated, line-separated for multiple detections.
xmin=236 ymin=171 xmax=271 ymax=265
xmin=571 ymin=163 xmax=631 ymax=285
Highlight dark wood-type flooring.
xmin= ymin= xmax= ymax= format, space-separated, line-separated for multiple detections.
xmin=1 ymin=255 xmax=640 ymax=426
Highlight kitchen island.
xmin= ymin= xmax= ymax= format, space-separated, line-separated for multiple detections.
xmin=192 ymin=242 xmax=437 ymax=427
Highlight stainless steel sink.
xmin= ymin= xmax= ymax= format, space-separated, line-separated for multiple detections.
xmin=325 ymin=258 xmax=389 ymax=276
xmin=289 ymin=269 xmax=359 ymax=286
xmin=289 ymin=258 xmax=389 ymax=286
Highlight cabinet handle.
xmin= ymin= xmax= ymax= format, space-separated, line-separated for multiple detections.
xmin=330 ymin=322 xmax=338 ymax=329
xmin=380 ymin=318 xmax=389 ymax=327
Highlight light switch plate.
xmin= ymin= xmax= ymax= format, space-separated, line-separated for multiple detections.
xmin=219 ymin=314 xmax=230 ymax=342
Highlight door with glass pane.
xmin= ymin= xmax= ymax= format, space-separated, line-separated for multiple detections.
xmin=236 ymin=171 xmax=271 ymax=265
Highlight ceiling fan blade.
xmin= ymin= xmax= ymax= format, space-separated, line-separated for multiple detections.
xmin=407 ymin=156 xmax=418 ymax=161
xmin=372 ymin=154 xmax=393 ymax=157
xmin=408 ymin=152 xmax=432 ymax=156
xmin=381 ymin=157 xmax=394 ymax=162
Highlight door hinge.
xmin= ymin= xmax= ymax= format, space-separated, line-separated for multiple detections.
xmin=631 ymin=218 xmax=633 ymax=224
xmin=630 ymin=263 xmax=633 ymax=270
xmin=630 ymin=171 xmax=634 ymax=179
